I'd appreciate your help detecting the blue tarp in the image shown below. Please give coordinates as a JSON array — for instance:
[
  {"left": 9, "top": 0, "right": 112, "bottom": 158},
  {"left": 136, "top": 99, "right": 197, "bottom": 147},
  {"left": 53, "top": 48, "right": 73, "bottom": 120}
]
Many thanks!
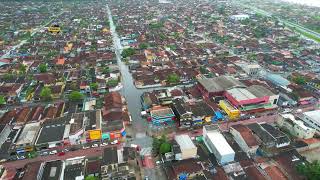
[
  {"left": 214, "top": 111, "right": 223, "bottom": 119},
  {"left": 179, "top": 173, "right": 188, "bottom": 180}
]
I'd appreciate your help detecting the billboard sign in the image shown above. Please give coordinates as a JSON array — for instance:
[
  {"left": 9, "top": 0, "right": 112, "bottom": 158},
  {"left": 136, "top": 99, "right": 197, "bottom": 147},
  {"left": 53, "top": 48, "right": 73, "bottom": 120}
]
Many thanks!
[{"left": 88, "top": 130, "right": 101, "bottom": 140}]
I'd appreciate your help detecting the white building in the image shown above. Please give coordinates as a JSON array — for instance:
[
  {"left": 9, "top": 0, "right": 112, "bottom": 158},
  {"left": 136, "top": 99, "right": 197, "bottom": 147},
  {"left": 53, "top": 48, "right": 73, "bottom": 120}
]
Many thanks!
[
  {"left": 301, "top": 110, "right": 320, "bottom": 133},
  {"left": 174, "top": 134, "right": 197, "bottom": 160},
  {"left": 230, "top": 14, "right": 250, "bottom": 21},
  {"left": 277, "top": 114, "right": 316, "bottom": 139},
  {"left": 203, "top": 125, "right": 235, "bottom": 164},
  {"left": 242, "top": 64, "right": 261, "bottom": 77}
]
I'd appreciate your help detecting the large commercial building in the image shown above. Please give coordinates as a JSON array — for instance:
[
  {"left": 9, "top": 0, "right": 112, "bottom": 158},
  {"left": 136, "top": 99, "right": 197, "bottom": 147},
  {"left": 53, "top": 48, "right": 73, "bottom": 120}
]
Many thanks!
[
  {"left": 35, "top": 117, "right": 68, "bottom": 151},
  {"left": 174, "top": 134, "right": 197, "bottom": 160},
  {"left": 197, "top": 76, "right": 278, "bottom": 117},
  {"left": 203, "top": 125, "right": 235, "bottom": 164},
  {"left": 301, "top": 110, "right": 320, "bottom": 133},
  {"left": 224, "top": 85, "right": 278, "bottom": 112},
  {"left": 197, "top": 76, "right": 245, "bottom": 99}
]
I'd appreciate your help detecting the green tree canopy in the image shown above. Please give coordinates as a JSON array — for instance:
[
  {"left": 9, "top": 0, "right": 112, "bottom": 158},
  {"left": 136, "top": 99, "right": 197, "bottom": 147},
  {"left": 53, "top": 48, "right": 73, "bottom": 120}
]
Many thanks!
[
  {"left": 152, "top": 135, "right": 171, "bottom": 156},
  {"left": 139, "top": 43, "right": 149, "bottom": 50},
  {"left": 40, "top": 86, "right": 52, "bottom": 101},
  {"left": 102, "top": 67, "right": 110, "bottom": 74},
  {"left": 19, "top": 64, "right": 27, "bottom": 74},
  {"left": 90, "top": 83, "right": 98, "bottom": 91},
  {"left": 121, "top": 48, "right": 135, "bottom": 58},
  {"left": 68, "top": 91, "right": 84, "bottom": 102},
  {"left": 107, "top": 79, "right": 119, "bottom": 87},
  {"left": 39, "top": 63, "right": 47, "bottom": 73},
  {"left": 3, "top": 73, "right": 15, "bottom": 80},
  {"left": 159, "top": 142, "right": 171, "bottom": 155},
  {"left": 297, "top": 161, "right": 320, "bottom": 180},
  {"left": 0, "top": 95, "right": 6, "bottom": 105},
  {"left": 292, "top": 76, "right": 306, "bottom": 85},
  {"left": 166, "top": 73, "right": 180, "bottom": 84}
]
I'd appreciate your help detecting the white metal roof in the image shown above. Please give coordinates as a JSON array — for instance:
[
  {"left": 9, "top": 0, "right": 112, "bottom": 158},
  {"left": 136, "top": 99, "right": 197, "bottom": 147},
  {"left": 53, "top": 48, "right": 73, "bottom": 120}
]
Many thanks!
[
  {"left": 16, "top": 122, "right": 41, "bottom": 145},
  {"left": 304, "top": 110, "right": 320, "bottom": 124},
  {"left": 206, "top": 131, "right": 235, "bottom": 156},
  {"left": 227, "top": 88, "right": 256, "bottom": 101},
  {"left": 175, "top": 134, "right": 196, "bottom": 150}
]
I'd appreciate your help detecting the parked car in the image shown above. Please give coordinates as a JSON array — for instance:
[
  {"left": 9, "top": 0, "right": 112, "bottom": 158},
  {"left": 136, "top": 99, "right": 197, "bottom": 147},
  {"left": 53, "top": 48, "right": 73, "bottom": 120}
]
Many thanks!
[
  {"left": 111, "top": 140, "right": 118, "bottom": 145},
  {"left": 101, "top": 142, "right": 108, "bottom": 146},
  {"left": 17, "top": 156, "right": 25, "bottom": 160},
  {"left": 91, "top": 144, "right": 99, "bottom": 148},
  {"left": 41, "top": 151, "right": 48, "bottom": 156},
  {"left": 83, "top": 146, "right": 90, "bottom": 150},
  {"left": 49, "top": 150, "right": 57, "bottom": 155},
  {"left": 58, "top": 152, "right": 65, "bottom": 156}
]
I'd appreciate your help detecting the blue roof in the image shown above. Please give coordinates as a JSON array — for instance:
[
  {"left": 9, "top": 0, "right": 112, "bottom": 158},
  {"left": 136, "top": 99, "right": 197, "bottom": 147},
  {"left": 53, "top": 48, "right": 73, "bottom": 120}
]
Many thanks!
[
  {"left": 214, "top": 111, "right": 223, "bottom": 119},
  {"left": 266, "top": 73, "right": 290, "bottom": 86}
]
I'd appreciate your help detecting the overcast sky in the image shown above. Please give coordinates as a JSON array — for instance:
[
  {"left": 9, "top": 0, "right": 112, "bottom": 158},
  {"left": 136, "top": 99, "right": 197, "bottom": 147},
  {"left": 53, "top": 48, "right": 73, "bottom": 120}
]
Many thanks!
[{"left": 280, "top": 0, "right": 320, "bottom": 7}]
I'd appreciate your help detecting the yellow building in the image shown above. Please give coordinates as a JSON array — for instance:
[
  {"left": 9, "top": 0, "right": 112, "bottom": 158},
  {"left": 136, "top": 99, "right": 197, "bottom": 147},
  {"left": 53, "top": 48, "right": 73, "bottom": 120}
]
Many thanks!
[{"left": 219, "top": 100, "right": 240, "bottom": 120}]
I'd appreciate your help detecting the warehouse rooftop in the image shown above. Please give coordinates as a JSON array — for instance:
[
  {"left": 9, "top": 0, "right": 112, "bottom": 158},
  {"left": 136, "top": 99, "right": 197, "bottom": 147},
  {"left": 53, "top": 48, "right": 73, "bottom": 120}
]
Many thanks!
[{"left": 174, "top": 134, "right": 196, "bottom": 150}]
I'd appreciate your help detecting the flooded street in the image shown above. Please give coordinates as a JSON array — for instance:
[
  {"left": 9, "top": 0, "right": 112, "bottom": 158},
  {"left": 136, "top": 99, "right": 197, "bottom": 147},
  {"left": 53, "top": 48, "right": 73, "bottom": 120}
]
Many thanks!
[{"left": 107, "top": 6, "right": 147, "bottom": 136}]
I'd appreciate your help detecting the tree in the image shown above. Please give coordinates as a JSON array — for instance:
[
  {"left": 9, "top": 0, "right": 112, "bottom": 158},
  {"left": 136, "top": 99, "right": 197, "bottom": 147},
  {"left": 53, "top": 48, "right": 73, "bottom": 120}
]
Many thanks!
[
  {"left": 166, "top": 73, "right": 180, "bottom": 84},
  {"left": 200, "top": 66, "right": 208, "bottom": 74},
  {"left": 152, "top": 137, "right": 161, "bottom": 156},
  {"left": 159, "top": 142, "right": 171, "bottom": 154},
  {"left": 39, "top": 64, "right": 47, "bottom": 73},
  {"left": 297, "top": 161, "right": 320, "bottom": 180},
  {"left": 3, "top": 73, "right": 15, "bottom": 80},
  {"left": 0, "top": 95, "right": 5, "bottom": 105},
  {"left": 90, "top": 83, "right": 98, "bottom": 91},
  {"left": 152, "top": 135, "right": 171, "bottom": 156},
  {"left": 218, "top": 5, "right": 225, "bottom": 15},
  {"left": 102, "top": 67, "right": 110, "bottom": 74},
  {"left": 40, "top": 87, "right": 52, "bottom": 101},
  {"left": 107, "top": 79, "right": 119, "bottom": 87},
  {"left": 292, "top": 76, "right": 306, "bottom": 85},
  {"left": 121, "top": 48, "right": 135, "bottom": 58},
  {"left": 68, "top": 91, "right": 84, "bottom": 102},
  {"left": 19, "top": 64, "right": 27, "bottom": 74},
  {"left": 139, "top": 43, "right": 149, "bottom": 50}
]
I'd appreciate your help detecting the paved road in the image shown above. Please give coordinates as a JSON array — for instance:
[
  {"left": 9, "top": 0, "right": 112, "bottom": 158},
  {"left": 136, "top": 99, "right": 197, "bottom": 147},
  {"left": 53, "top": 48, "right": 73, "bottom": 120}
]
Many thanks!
[
  {"left": 0, "top": 145, "right": 119, "bottom": 170},
  {"left": 236, "top": 1, "right": 320, "bottom": 42}
]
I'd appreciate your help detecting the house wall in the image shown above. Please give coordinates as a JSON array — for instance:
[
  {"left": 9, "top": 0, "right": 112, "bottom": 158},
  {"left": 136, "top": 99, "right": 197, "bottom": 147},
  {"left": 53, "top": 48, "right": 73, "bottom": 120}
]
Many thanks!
[
  {"left": 278, "top": 117, "right": 315, "bottom": 139},
  {"left": 181, "top": 147, "right": 197, "bottom": 160},
  {"left": 302, "top": 116, "right": 320, "bottom": 133}
]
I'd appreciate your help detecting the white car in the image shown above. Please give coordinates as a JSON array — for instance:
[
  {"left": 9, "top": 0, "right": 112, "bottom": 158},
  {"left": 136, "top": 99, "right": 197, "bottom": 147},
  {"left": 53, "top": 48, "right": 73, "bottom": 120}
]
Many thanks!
[
  {"left": 111, "top": 140, "right": 118, "bottom": 145},
  {"left": 18, "top": 156, "right": 25, "bottom": 160},
  {"left": 91, "top": 144, "right": 99, "bottom": 148},
  {"left": 49, "top": 150, "right": 57, "bottom": 155},
  {"left": 101, "top": 143, "right": 108, "bottom": 146},
  {"left": 83, "top": 146, "right": 90, "bottom": 149}
]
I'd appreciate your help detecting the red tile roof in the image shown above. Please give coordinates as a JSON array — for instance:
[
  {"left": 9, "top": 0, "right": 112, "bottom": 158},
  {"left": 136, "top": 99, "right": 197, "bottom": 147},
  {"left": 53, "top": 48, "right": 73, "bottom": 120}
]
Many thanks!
[
  {"left": 231, "top": 124, "right": 259, "bottom": 147},
  {"left": 244, "top": 166, "right": 266, "bottom": 180},
  {"left": 265, "top": 166, "right": 287, "bottom": 180}
]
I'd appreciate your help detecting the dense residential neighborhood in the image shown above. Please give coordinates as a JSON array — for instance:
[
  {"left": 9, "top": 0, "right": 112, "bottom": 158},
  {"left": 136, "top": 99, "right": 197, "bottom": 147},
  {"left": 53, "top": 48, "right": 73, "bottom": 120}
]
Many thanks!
[{"left": 0, "top": 0, "right": 320, "bottom": 180}]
